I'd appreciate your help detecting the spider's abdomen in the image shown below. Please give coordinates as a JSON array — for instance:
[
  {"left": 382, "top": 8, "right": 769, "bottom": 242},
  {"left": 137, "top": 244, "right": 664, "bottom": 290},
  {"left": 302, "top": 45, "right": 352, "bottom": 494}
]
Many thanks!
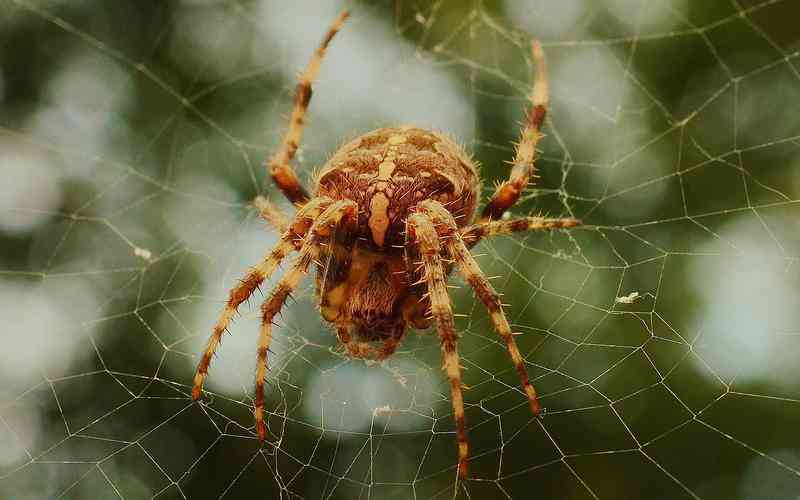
[{"left": 314, "top": 126, "right": 480, "bottom": 249}]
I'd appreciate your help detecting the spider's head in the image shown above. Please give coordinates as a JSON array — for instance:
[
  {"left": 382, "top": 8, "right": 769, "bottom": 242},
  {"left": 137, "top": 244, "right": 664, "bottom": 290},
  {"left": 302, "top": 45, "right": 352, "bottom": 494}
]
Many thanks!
[
  {"left": 349, "top": 290, "right": 432, "bottom": 339},
  {"left": 352, "top": 314, "right": 405, "bottom": 342},
  {"left": 341, "top": 294, "right": 430, "bottom": 360},
  {"left": 316, "top": 242, "right": 433, "bottom": 358}
]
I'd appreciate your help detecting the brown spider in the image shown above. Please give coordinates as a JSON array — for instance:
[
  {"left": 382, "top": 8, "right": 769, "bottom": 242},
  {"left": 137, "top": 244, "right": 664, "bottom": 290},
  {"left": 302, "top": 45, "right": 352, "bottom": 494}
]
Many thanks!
[{"left": 191, "top": 10, "right": 579, "bottom": 479}]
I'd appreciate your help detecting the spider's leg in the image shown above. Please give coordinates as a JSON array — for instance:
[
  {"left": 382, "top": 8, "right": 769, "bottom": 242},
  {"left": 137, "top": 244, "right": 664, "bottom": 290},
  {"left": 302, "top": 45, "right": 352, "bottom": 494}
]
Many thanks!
[
  {"left": 461, "top": 215, "right": 580, "bottom": 248},
  {"left": 267, "top": 10, "right": 350, "bottom": 207},
  {"left": 254, "top": 195, "right": 290, "bottom": 234},
  {"left": 449, "top": 238, "right": 542, "bottom": 414},
  {"left": 480, "top": 40, "right": 548, "bottom": 222},
  {"left": 254, "top": 200, "right": 357, "bottom": 440},
  {"left": 422, "top": 200, "right": 553, "bottom": 416},
  {"left": 192, "top": 197, "right": 334, "bottom": 400},
  {"left": 407, "top": 211, "right": 469, "bottom": 480}
]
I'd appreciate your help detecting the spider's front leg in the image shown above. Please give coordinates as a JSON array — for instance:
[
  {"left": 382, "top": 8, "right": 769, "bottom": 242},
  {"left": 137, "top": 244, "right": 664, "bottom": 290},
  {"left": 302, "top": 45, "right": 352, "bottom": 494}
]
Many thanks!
[
  {"left": 192, "top": 197, "right": 334, "bottom": 400},
  {"left": 267, "top": 10, "right": 349, "bottom": 206},
  {"left": 461, "top": 214, "right": 580, "bottom": 249},
  {"left": 253, "top": 199, "right": 357, "bottom": 440},
  {"left": 407, "top": 211, "right": 470, "bottom": 480},
  {"left": 254, "top": 195, "right": 290, "bottom": 234}
]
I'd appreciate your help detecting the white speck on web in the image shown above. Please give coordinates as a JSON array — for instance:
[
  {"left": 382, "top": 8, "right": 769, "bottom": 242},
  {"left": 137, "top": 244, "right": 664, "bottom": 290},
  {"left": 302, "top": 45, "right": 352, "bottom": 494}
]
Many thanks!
[
  {"left": 134, "top": 247, "right": 152, "bottom": 261},
  {"left": 615, "top": 291, "right": 641, "bottom": 304}
]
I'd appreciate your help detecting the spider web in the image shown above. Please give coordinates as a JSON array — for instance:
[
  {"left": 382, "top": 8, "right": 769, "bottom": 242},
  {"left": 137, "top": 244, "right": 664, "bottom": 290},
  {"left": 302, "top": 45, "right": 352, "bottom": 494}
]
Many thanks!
[{"left": 1, "top": 0, "right": 800, "bottom": 498}]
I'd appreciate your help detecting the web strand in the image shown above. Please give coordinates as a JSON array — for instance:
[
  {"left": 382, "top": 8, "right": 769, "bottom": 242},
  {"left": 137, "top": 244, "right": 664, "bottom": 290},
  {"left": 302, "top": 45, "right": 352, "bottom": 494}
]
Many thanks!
[{"left": 1, "top": 0, "right": 800, "bottom": 499}]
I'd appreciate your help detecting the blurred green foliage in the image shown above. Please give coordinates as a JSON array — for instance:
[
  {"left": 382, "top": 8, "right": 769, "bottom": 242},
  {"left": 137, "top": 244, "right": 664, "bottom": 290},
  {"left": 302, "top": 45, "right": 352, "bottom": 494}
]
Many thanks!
[{"left": 1, "top": 0, "right": 800, "bottom": 499}]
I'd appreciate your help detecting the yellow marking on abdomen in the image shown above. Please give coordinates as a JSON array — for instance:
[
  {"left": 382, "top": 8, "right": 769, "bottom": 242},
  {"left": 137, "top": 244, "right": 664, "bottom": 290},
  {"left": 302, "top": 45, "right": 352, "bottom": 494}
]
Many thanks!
[{"left": 368, "top": 192, "right": 390, "bottom": 247}]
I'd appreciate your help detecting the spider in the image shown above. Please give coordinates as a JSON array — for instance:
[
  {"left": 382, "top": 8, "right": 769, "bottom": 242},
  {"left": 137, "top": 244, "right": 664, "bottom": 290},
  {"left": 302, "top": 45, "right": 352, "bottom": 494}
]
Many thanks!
[{"left": 192, "top": 10, "right": 579, "bottom": 479}]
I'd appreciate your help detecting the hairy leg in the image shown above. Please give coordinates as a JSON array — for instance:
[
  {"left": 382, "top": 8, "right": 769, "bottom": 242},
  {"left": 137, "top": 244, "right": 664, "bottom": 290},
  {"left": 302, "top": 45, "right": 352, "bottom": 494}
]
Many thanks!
[
  {"left": 254, "top": 200, "right": 357, "bottom": 440},
  {"left": 254, "top": 195, "right": 290, "bottom": 234},
  {"left": 420, "top": 200, "right": 545, "bottom": 415},
  {"left": 267, "top": 10, "right": 350, "bottom": 206},
  {"left": 407, "top": 211, "right": 470, "bottom": 480},
  {"left": 192, "top": 197, "right": 333, "bottom": 400},
  {"left": 461, "top": 214, "right": 580, "bottom": 248},
  {"left": 480, "top": 40, "right": 548, "bottom": 222}
]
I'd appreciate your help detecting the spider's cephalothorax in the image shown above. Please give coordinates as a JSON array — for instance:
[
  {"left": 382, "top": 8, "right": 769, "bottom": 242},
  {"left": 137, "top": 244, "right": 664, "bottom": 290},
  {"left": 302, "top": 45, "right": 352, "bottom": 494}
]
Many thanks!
[
  {"left": 314, "top": 126, "right": 480, "bottom": 352},
  {"left": 192, "top": 10, "right": 580, "bottom": 480}
]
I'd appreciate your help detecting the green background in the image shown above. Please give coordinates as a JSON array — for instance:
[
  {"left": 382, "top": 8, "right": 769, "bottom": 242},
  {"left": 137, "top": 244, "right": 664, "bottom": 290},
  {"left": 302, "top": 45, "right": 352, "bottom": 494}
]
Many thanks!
[{"left": 1, "top": 0, "right": 800, "bottom": 498}]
